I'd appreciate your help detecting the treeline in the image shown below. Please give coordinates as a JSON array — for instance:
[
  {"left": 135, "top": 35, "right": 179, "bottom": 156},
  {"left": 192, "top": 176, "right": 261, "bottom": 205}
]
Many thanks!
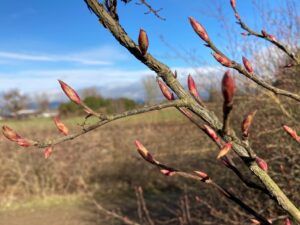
[{"left": 59, "top": 95, "right": 138, "bottom": 115}]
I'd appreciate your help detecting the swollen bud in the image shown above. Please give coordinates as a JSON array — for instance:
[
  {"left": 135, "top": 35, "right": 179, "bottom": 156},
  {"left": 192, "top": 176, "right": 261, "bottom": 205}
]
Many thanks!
[
  {"left": 188, "top": 74, "right": 200, "bottom": 99},
  {"left": 250, "top": 219, "right": 260, "bottom": 225},
  {"left": 194, "top": 170, "right": 209, "bottom": 180},
  {"left": 189, "top": 17, "right": 209, "bottom": 42},
  {"left": 213, "top": 52, "right": 232, "bottom": 67},
  {"left": 230, "top": 0, "right": 236, "bottom": 9},
  {"left": 255, "top": 157, "right": 268, "bottom": 172},
  {"left": 283, "top": 125, "right": 300, "bottom": 143},
  {"left": 2, "top": 125, "right": 21, "bottom": 142},
  {"left": 135, "top": 140, "right": 158, "bottom": 164},
  {"left": 222, "top": 71, "right": 235, "bottom": 105},
  {"left": 242, "top": 110, "right": 257, "bottom": 138},
  {"left": 157, "top": 79, "right": 174, "bottom": 100},
  {"left": 16, "top": 138, "right": 34, "bottom": 147},
  {"left": 203, "top": 125, "right": 220, "bottom": 143},
  {"left": 58, "top": 80, "right": 81, "bottom": 104},
  {"left": 44, "top": 147, "right": 53, "bottom": 159},
  {"left": 217, "top": 143, "right": 232, "bottom": 159},
  {"left": 138, "top": 29, "right": 149, "bottom": 56},
  {"left": 160, "top": 169, "right": 175, "bottom": 176},
  {"left": 242, "top": 56, "right": 254, "bottom": 73},
  {"left": 284, "top": 218, "right": 291, "bottom": 225},
  {"left": 54, "top": 116, "right": 69, "bottom": 136}
]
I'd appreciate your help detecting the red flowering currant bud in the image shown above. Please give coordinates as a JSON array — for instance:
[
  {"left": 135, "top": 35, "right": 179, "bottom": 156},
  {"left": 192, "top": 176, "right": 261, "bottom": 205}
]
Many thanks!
[
  {"left": 194, "top": 170, "right": 209, "bottom": 179},
  {"left": 16, "top": 138, "right": 35, "bottom": 147},
  {"left": 189, "top": 17, "right": 209, "bottom": 42},
  {"left": 44, "top": 147, "right": 53, "bottom": 159},
  {"left": 283, "top": 125, "right": 300, "bottom": 143},
  {"left": 255, "top": 157, "right": 268, "bottom": 172},
  {"left": 138, "top": 29, "right": 149, "bottom": 56},
  {"left": 188, "top": 74, "right": 200, "bottom": 99},
  {"left": 160, "top": 169, "right": 175, "bottom": 176},
  {"left": 135, "top": 140, "right": 158, "bottom": 164},
  {"left": 2, "top": 125, "right": 21, "bottom": 142},
  {"left": 230, "top": 0, "right": 236, "bottom": 9},
  {"left": 242, "top": 110, "right": 257, "bottom": 137},
  {"left": 284, "top": 218, "right": 291, "bottom": 225},
  {"left": 213, "top": 52, "right": 232, "bottom": 67},
  {"left": 222, "top": 71, "right": 235, "bottom": 105},
  {"left": 242, "top": 56, "right": 254, "bottom": 73},
  {"left": 217, "top": 142, "right": 232, "bottom": 159},
  {"left": 58, "top": 80, "right": 81, "bottom": 105},
  {"left": 203, "top": 125, "right": 220, "bottom": 143},
  {"left": 54, "top": 116, "right": 69, "bottom": 136},
  {"left": 157, "top": 79, "right": 174, "bottom": 100}
]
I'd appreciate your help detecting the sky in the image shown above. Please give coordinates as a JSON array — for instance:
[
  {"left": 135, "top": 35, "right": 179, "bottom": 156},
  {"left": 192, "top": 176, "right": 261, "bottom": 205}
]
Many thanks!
[{"left": 0, "top": 0, "right": 295, "bottom": 101}]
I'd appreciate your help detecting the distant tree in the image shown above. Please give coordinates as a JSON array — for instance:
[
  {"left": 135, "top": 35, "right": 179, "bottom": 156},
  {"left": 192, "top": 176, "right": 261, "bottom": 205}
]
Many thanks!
[
  {"left": 142, "top": 76, "right": 159, "bottom": 104},
  {"left": 3, "top": 89, "right": 28, "bottom": 115},
  {"left": 36, "top": 93, "right": 50, "bottom": 112}
]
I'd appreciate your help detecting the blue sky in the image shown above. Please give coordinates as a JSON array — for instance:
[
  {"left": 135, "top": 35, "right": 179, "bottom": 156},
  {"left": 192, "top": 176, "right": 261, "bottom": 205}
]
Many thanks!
[{"left": 0, "top": 0, "right": 296, "bottom": 100}]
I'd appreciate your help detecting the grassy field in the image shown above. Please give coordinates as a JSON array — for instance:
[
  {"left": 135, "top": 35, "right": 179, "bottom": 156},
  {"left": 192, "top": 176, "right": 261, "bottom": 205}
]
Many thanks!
[{"left": 0, "top": 101, "right": 299, "bottom": 225}]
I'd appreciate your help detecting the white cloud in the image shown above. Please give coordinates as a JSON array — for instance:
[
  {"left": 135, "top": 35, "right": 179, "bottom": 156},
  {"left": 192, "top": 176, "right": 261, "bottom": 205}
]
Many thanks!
[{"left": 0, "top": 46, "right": 128, "bottom": 66}]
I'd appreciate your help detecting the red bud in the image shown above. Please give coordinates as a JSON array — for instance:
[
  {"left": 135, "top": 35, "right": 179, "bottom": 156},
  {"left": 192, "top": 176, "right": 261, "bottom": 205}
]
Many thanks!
[
  {"left": 213, "top": 52, "right": 232, "bottom": 67},
  {"left": 44, "top": 147, "right": 53, "bottom": 159},
  {"left": 242, "top": 56, "right": 254, "bottom": 73},
  {"left": 222, "top": 71, "right": 235, "bottom": 104},
  {"left": 189, "top": 17, "right": 209, "bottom": 42},
  {"left": 160, "top": 169, "right": 175, "bottom": 176},
  {"left": 2, "top": 125, "right": 21, "bottom": 142},
  {"left": 250, "top": 219, "right": 260, "bottom": 224},
  {"left": 203, "top": 125, "right": 220, "bottom": 143},
  {"left": 242, "top": 110, "right": 257, "bottom": 137},
  {"left": 16, "top": 138, "right": 34, "bottom": 147},
  {"left": 194, "top": 170, "right": 209, "bottom": 179},
  {"left": 138, "top": 29, "right": 149, "bottom": 56},
  {"left": 217, "top": 143, "right": 232, "bottom": 159},
  {"left": 261, "top": 30, "right": 267, "bottom": 37},
  {"left": 283, "top": 125, "right": 300, "bottom": 143},
  {"left": 135, "top": 140, "right": 158, "bottom": 164},
  {"left": 188, "top": 74, "right": 200, "bottom": 99},
  {"left": 157, "top": 79, "right": 174, "bottom": 100},
  {"left": 230, "top": 0, "right": 236, "bottom": 9},
  {"left": 255, "top": 157, "right": 268, "bottom": 172},
  {"left": 285, "top": 218, "right": 291, "bottom": 225},
  {"left": 54, "top": 116, "right": 69, "bottom": 136},
  {"left": 268, "top": 34, "right": 276, "bottom": 42},
  {"left": 58, "top": 80, "right": 81, "bottom": 104}
]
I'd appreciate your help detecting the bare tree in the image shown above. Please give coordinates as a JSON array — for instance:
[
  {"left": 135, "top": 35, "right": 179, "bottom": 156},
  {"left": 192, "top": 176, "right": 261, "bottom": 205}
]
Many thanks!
[
  {"left": 36, "top": 93, "right": 50, "bottom": 112},
  {"left": 142, "top": 75, "right": 159, "bottom": 105},
  {"left": 3, "top": 89, "right": 28, "bottom": 115}
]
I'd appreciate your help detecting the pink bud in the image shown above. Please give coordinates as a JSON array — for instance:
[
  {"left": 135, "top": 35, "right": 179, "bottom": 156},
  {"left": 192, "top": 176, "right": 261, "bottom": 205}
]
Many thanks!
[
  {"left": 54, "top": 116, "right": 69, "bottom": 136},
  {"left": 44, "top": 147, "right": 53, "bottom": 159},
  {"left": 230, "top": 0, "right": 236, "bottom": 9},
  {"left": 261, "top": 30, "right": 267, "bottom": 37},
  {"left": 157, "top": 79, "right": 174, "bottom": 100},
  {"left": 213, "top": 52, "right": 232, "bottom": 67},
  {"left": 16, "top": 138, "right": 34, "bottom": 147},
  {"left": 242, "top": 56, "right": 254, "bottom": 73},
  {"left": 135, "top": 140, "right": 158, "bottom": 164},
  {"left": 160, "top": 169, "right": 175, "bottom": 176},
  {"left": 189, "top": 17, "right": 209, "bottom": 42},
  {"left": 217, "top": 143, "right": 232, "bottom": 159},
  {"left": 256, "top": 157, "right": 268, "bottom": 172},
  {"left": 58, "top": 80, "right": 81, "bottom": 105},
  {"left": 188, "top": 74, "right": 200, "bottom": 99},
  {"left": 283, "top": 125, "right": 300, "bottom": 142},
  {"left": 250, "top": 219, "right": 260, "bottom": 224},
  {"left": 194, "top": 170, "right": 209, "bottom": 179},
  {"left": 222, "top": 71, "right": 235, "bottom": 104},
  {"left": 138, "top": 29, "right": 149, "bottom": 56},
  {"left": 203, "top": 125, "right": 220, "bottom": 143},
  {"left": 242, "top": 110, "right": 257, "bottom": 137},
  {"left": 234, "top": 13, "right": 241, "bottom": 20},
  {"left": 285, "top": 218, "right": 291, "bottom": 225},
  {"left": 241, "top": 32, "right": 248, "bottom": 36},
  {"left": 268, "top": 34, "right": 276, "bottom": 42},
  {"left": 2, "top": 125, "right": 21, "bottom": 142}
]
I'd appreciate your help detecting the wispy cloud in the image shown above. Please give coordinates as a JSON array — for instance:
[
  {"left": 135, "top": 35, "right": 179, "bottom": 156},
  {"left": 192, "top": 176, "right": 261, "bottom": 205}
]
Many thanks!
[{"left": 0, "top": 46, "right": 128, "bottom": 66}]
